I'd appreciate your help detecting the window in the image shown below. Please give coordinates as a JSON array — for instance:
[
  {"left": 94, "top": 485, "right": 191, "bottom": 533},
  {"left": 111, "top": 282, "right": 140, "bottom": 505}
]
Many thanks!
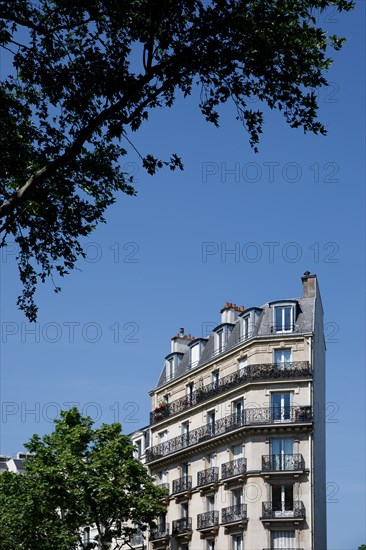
[
  {"left": 232, "top": 399, "right": 244, "bottom": 424},
  {"left": 207, "top": 540, "right": 215, "bottom": 550},
  {"left": 207, "top": 452, "right": 216, "bottom": 467},
  {"left": 272, "top": 485, "right": 294, "bottom": 516},
  {"left": 159, "top": 512, "right": 167, "bottom": 531},
  {"left": 274, "top": 305, "right": 294, "bottom": 333},
  {"left": 181, "top": 502, "right": 189, "bottom": 518},
  {"left": 231, "top": 488, "right": 242, "bottom": 507},
  {"left": 212, "top": 370, "right": 220, "bottom": 388},
  {"left": 217, "top": 329, "right": 224, "bottom": 352},
  {"left": 207, "top": 410, "right": 216, "bottom": 435},
  {"left": 181, "top": 422, "right": 189, "bottom": 444},
  {"left": 206, "top": 494, "right": 215, "bottom": 512},
  {"left": 238, "top": 357, "right": 247, "bottom": 371},
  {"left": 134, "top": 439, "right": 142, "bottom": 460},
  {"left": 232, "top": 535, "right": 243, "bottom": 550},
  {"left": 274, "top": 348, "right": 292, "bottom": 367},
  {"left": 242, "top": 315, "right": 250, "bottom": 339},
  {"left": 186, "top": 383, "right": 194, "bottom": 404},
  {"left": 271, "top": 392, "right": 291, "bottom": 422},
  {"left": 159, "top": 430, "right": 168, "bottom": 443},
  {"left": 190, "top": 343, "right": 200, "bottom": 367},
  {"left": 271, "top": 530, "right": 295, "bottom": 549},
  {"left": 166, "top": 357, "right": 175, "bottom": 380},
  {"left": 232, "top": 444, "right": 242, "bottom": 458},
  {"left": 83, "top": 527, "right": 90, "bottom": 545},
  {"left": 159, "top": 469, "right": 168, "bottom": 485},
  {"left": 181, "top": 462, "right": 189, "bottom": 479},
  {"left": 271, "top": 438, "right": 294, "bottom": 470}
]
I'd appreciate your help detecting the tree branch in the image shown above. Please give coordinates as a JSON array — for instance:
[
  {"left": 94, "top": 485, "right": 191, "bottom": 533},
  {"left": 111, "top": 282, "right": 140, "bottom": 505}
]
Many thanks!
[{"left": 0, "top": 72, "right": 171, "bottom": 222}]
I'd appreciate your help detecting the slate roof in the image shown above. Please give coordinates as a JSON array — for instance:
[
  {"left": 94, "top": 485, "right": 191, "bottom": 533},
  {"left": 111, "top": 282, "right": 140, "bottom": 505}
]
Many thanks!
[{"left": 154, "top": 296, "right": 315, "bottom": 390}]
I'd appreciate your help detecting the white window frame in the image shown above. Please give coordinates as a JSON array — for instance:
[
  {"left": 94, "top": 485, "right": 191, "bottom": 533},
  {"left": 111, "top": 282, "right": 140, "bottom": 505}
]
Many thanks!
[
  {"left": 190, "top": 342, "right": 200, "bottom": 368},
  {"left": 242, "top": 314, "right": 250, "bottom": 340},
  {"left": 274, "top": 348, "right": 292, "bottom": 367},
  {"left": 273, "top": 304, "right": 294, "bottom": 333}
]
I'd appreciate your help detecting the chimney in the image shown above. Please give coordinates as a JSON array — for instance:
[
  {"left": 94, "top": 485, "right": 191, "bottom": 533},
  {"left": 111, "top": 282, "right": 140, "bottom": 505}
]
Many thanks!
[
  {"left": 171, "top": 328, "right": 195, "bottom": 353},
  {"left": 220, "top": 302, "right": 244, "bottom": 324},
  {"left": 301, "top": 271, "right": 317, "bottom": 298}
]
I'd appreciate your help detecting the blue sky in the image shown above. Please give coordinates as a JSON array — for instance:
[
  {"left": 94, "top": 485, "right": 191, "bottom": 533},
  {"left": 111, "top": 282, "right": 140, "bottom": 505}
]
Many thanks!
[{"left": 0, "top": 4, "right": 365, "bottom": 549}]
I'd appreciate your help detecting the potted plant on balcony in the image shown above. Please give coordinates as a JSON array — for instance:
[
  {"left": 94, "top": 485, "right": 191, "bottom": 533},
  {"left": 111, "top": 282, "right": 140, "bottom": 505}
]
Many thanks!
[{"left": 154, "top": 401, "right": 168, "bottom": 419}]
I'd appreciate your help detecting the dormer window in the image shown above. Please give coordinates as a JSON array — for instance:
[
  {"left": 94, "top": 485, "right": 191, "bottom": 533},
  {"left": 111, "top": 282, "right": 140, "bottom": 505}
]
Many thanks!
[
  {"left": 217, "top": 329, "right": 224, "bottom": 352},
  {"left": 242, "top": 315, "right": 250, "bottom": 340},
  {"left": 166, "top": 357, "right": 175, "bottom": 381},
  {"left": 190, "top": 342, "right": 200, "bottom": 368},
  {"left": 273, "top": 304, "right": 294, "bottom": 333},
  {"left": 213, "top": 324, "right": 233, "bottom": 355}
]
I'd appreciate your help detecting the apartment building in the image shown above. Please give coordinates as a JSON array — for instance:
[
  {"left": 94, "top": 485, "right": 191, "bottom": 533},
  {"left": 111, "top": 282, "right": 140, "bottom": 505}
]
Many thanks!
[{"left": 139, "top": 272, "right": 326, "bottom": 550}]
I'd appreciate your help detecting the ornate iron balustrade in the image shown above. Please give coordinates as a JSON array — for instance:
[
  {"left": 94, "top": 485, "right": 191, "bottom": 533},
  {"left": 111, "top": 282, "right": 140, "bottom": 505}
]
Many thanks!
[
  {"left": 221, "top": 457, "right": 247, "bottom": 480},
  {"left": 197, "top": 510, "right": 219, "bottom": 530},
  {"left": 197, "top": 466, "right": 219, "bottom": 487},
  {"left": 150, "top": 523, "right": 169, "bottom": 541},
  {"left": 261, "top": 501, "right": 305, "bottom": 519},
  {"left": 172, "top": 475, "right": 192, "bottom": 495},
  {"left": 262, "top": 454, "right": 305, "bottom": 472},
  {"left": 150, "top": 362, "right": 311, "bottom": 424},
  {"left": 221, "top": 504, "right": 247, "bottom": 524},
  {"left": 172, "top": 517, "right": 192, "bottom": 535},
  {"left": 146, "top": 406, "right": 312, "bottom": 462}
]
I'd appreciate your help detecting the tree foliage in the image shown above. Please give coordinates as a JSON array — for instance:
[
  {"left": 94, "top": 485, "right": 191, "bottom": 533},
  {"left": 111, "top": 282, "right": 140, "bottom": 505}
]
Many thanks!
[
  {"left": 0, "top": 0, "right": 353, "bottom": 319},
  {"left": 0, "top": 408, "right": 166, "bottom": 549}
]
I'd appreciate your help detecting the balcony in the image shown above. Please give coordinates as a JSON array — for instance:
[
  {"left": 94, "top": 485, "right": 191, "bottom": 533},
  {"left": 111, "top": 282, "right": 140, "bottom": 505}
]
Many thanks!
[
  {"left": 221, "top": 504, "right": 247, "bottom": 525},
  {"left": 172, "top": 517, "right": 192, "bottom": 536},
  {"left": 146, "top": 406, "right": 312, "bottom": 462},
  {"left": 262, "top": 454, "right": 305, "bottom": 473},
  {"left": 172, "top": 476, "right": 192, "bottom": 495},
  {"left": 221, "top": 457, "right": 247, "bottom": 481},
  {"left": 197, "top": 466, "right": 219, "bottom": 488},
  {"left": 261, "top": 501, "right": 305, "bottom": 522},
  {"left": 150, "top": 523, "right": 169, "bottom": 541},
  {"left": 150, "top": 362, "right": 311, "bottom": 424},
  {"left": 197, "top": 510, "right": 219, "bottom": 532}
]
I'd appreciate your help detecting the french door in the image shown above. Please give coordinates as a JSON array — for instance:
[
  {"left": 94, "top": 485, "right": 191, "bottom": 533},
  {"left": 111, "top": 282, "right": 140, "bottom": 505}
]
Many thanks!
[
  {"left": 272, "top": 485, "right": 294, "bottom": 517},
  {"left": 271, "top": 393, "right": 291, "bottom": 422},
  {"left": 271, "top": 438, "right": 294, "bottom": 471}
]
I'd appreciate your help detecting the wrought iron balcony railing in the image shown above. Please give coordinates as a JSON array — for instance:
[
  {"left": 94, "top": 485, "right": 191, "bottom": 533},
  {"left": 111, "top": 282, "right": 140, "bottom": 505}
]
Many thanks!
[
  {"left": 221, "top": 457, "right": 247, "bottom": 480},
  {"left": 172, "top": 517, "right": 192, "bottom": 535},
  {"left": 150, "top": 362, "right": 311, "bottom": 424},
  {"left": 172, "top": 475, "right": 192, "bottom": 495},
  {"left": 262, "top": 454, "right": 305, "bottom": 472},
  {"left": 146, "top": 406, "right": 312, "bottom": 462},
  {"left": 150, "top": 523, "right": 169, "bottom": 541},
  {"left": 261, "top": 501, "right": 305, "bottom": 519},
  {"left": 197, "top": 466, "right": 219, "bottom": 487},
  {"left": 221, "top": 504, "right": 247, "bottom": 524},
  {"left": 197, "top": 510, "right": 219, "bottom": 530}
]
